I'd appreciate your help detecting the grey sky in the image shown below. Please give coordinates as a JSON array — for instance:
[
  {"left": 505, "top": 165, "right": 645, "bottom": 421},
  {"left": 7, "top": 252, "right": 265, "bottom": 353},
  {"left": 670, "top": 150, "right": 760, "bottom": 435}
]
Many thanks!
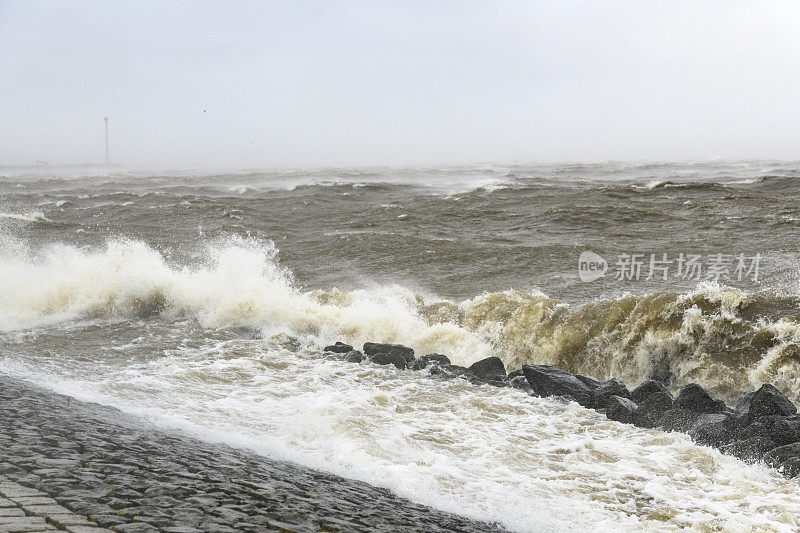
[{"left": 1, "top": 1, "right": 799, "bottom": 168}]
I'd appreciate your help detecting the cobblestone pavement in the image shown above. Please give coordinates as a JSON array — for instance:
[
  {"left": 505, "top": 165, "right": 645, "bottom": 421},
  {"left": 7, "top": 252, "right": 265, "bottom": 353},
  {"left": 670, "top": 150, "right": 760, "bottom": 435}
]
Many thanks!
[
  {"left": 0, "top": 375, "right": 503, "bottom": 532},
  {"left": 0, "top": 476, "right": 111, "bottom": 532}
]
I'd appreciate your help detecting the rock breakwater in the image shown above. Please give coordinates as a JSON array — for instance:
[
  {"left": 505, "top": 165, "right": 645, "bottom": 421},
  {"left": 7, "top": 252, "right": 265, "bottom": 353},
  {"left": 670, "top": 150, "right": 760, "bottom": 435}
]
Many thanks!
[{"left": 325, "top": 341, "right": 800, "bottom": 479}]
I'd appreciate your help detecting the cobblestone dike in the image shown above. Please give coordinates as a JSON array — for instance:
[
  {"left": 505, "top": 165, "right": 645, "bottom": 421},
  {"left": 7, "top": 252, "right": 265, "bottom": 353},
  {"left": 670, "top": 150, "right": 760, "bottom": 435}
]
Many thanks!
[{"left": 0, "top": 375, "right": 503, "bottom": 533}]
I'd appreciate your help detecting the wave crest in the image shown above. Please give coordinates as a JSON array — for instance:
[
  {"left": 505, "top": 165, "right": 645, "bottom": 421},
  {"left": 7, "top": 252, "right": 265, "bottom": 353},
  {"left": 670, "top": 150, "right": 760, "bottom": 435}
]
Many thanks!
[
  {"left": 450, "top": 285, "right": 800, "bottom": 401},
  {"left": 2, "top": 236, "right": 800, "bottom": 400}
]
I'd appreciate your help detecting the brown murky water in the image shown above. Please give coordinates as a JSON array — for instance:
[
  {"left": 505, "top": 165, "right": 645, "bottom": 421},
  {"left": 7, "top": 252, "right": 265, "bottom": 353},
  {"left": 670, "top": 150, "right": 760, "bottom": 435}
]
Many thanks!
[{"left": 2, "top": 161, "right": 800, "bottom": 531}]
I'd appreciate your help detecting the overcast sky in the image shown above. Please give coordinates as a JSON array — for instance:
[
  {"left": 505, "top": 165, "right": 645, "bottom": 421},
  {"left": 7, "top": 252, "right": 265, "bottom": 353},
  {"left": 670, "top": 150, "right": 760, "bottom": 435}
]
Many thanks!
[{"left": 1, "top": 1, "right": 799, "bottom": 168}]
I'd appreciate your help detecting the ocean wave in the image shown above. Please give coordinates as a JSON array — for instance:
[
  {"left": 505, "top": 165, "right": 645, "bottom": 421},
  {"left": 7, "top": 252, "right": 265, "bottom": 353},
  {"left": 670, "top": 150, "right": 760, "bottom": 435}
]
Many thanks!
[
  {"left": 748, "top": 175, "right": 800, "bottom": 190},
  {"left": 289, "top": 180, "right": 400, "bottom": 192},
  {"left": 0, "top": 211, "right": 50, "bottom": 223},
  {"left": 0, "top": 235, "right": 492, "bottom": 362},
  {"left": 2, "top": 236, "right": 800, "bottom": 401},
  {"left": 451, "top": 285, "right": 800, "bottom": 402},
  {"left": 623, "top": 180, "right": 735, "bottom": 192},
  {"left": 467, "top": 178, "right": 515, "bottom": 192}
]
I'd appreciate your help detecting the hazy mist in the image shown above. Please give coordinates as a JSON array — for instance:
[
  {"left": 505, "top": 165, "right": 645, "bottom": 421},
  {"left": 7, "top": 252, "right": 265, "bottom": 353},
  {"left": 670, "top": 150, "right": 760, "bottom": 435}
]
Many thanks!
[{"left": 1, "top": 1, "right": 799, "bottom": 168}]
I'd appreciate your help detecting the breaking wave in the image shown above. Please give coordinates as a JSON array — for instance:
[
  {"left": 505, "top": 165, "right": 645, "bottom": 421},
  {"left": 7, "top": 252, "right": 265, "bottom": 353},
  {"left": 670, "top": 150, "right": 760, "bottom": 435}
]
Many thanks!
[
  {"left": 453, "top": 287, "right": 800, "bottom": 402},
  {"left": 0, "top": 235, "right": 493, "bottom": 362},
  {"left": 2, "top": 235, "right": 800, "bottom": 401},
  {"left": 0, "top": 211, "right": 49, "bottom": 223}
]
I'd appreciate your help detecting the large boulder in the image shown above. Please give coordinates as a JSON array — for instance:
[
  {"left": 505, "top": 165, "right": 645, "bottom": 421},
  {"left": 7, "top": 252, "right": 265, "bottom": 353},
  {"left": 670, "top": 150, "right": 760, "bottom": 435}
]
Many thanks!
[
  {"left": 429, "top": 364, "right": 469, "bottom": 379},
  {"left": 507, "top": 369, "right": 524, "bottom": 380},
  {"left": 509, "top": 375, "right": 532, "bottom": 392},
  {"left": 363, "top": 343, "right": 415, "bottom": 364},
  {"left": 735, "top": 384, "right": 797, "bottom": 425},
  {"left": 521, "top": 365, "right": 591, "bottom": 406},
  {"left": 591, "top": 378, "right": 630, "bottom": 409},
  {"left": 634, "top": 391, "right": 674, "bottom": 428},
  {"left": 688, "top": 413, "right": 738, "bottom": 447},
  {"left": 630, "top": 380, "right": 672, "bottom": 403},
  {"left": 466, "top": 357, "right": 506, "bottom": 384},
  {"left": 721, "top": 436, "right": 777, "bottom": 463},
  {"left": 576, "top": 374, "right": 603, "bottom": 391},
  {"left": 777, "top": 458, "right": 800, "bottom": 478},
  {"left": 673, "top": 384, "right": 726, "bottom": 414},
  {"left": 370, "top": 351, "right": 409, "bottom": 370},
  {"left": 764, "top": 442, "right": 800, "bottom": 469},
  {"left": 659, "top": 409, "right": 700, "bottom": 433},
  {"left": 606, "top": 396, "right": 639, "bottom": 424},
  {"left": 344, "top": 350, "right": 366, "bottom": 363},
  {"left": 324, "top": 342, "right": 353, "bottom": 353},
  {"left": 736, "top": 415, "right": 800, "bottom": 447},
  {"left": 506, "top": 369, "right": 532, "bottom": 392},
  {"left": 410, "top": 353, "right": 451, "bottom": 371}
]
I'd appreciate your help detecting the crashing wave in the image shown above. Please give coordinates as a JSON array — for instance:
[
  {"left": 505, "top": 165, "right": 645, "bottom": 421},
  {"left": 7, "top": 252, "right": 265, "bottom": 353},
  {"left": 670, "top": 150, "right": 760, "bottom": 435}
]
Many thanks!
[{"left": 1, "top": 236, "right": 799, "bottom": 401}]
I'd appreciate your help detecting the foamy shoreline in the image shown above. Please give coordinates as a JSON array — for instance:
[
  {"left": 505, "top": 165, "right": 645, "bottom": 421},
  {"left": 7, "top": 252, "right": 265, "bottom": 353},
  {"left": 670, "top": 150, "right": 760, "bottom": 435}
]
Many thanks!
[
  {"left": 0, "top": 374, "right": 503, "bottom": 532},
  {"left": 327, "top": 340, "right": 800, "bottom": 480}
]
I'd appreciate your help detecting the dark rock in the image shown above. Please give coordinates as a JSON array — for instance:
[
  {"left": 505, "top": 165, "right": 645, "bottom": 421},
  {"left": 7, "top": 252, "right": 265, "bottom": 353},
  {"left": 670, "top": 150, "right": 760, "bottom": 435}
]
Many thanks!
[
  {"left": 344, "top": 350, "right": 366, "bottom": 363},
  {"left": 521, "top": 365, "right": 591, "bottom": 406},
  {"left": 777, "top": 457, "right": 800, "bottom": 478},
  {"left": 369, "top": 351, "right": 408, "bottom": 369},
  {"left": 688, "top": 413, "right": 738, "bottom": 447},
  {"left": 575, "top": 375, "right": 602, "bottom": 390},
  {"left": 763, "top": 442, "right": 800, "bottom": 468},
  {"left": 362, "top": 342, "right": 415, "bottom": 363},
  {"left": 630, "top": 380, "right": 672, "bottom": 403},
  {"left": 507, "top": 369, "right": 524, "bottom": 380},
  {"left": 429, "top": 364, "right": 469, "bottom": 379},
  {"left": 466, "top": 357, "right": 506, "bottom": 383},
  {"left": 634, "top": 391, "right": 674, "bottom": 428},
  {"left": 591, "top": 378, "right": 630, "bottom": 409},
  {"left": 735, "top": 384, "right": 797, "bottom": 425},
  {"left": 762, "top": 442, "right": 800, "bottom": 478},
  {"left": 673, "top": 384, "right": 726, "bottom": 414},
  {"left": 410, "top": 353, "right": 451, "bottom": 371},
  {"left": 606, "top": 396, "right": 639, "bottom": 424},
  {"left": 658, "top": 409, "right": 700, "bottom": 432},
  {"left": 323, "top": 342, "right": 353, "bottom": 353},
  {"left": 509, "top": 375, "right": 532, "bottom": 392},
  {"left": 721, "top": 436, "right": 777, "bottom": 463},
  {"left": 736, "top": 415, "right": 800, "bottom": 447}
]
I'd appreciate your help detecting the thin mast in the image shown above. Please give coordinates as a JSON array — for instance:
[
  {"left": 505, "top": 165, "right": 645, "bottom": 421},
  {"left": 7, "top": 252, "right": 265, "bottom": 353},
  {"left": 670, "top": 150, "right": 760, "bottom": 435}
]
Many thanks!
[{"left": 104, "top": 117, "right": 109, "bottom": 164}]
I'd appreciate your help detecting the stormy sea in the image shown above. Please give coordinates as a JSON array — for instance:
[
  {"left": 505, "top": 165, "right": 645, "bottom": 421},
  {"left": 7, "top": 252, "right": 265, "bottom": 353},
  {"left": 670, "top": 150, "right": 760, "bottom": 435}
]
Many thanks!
[{"left": 3, "top": 160, "right": 800, "bottom": 531}]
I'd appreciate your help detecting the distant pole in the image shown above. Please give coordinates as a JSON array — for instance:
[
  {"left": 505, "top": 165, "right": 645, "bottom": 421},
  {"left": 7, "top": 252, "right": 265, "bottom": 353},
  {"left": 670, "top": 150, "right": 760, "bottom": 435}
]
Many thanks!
[{"left": 104, "top": 117, "right": 109, "bottom": 165}]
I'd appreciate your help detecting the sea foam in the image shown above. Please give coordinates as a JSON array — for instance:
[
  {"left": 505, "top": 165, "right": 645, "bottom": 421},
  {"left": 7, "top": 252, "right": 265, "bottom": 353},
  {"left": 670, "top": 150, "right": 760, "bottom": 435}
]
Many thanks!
[{"left": 2, "top": 235, "right": 800, "bottom": 402}]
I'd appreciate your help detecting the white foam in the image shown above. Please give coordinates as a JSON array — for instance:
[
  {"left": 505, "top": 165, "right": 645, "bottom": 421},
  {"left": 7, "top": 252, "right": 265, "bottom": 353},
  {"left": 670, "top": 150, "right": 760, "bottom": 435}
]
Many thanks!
[
  {"left": 3, "top": 345, "right": 800, "bottom": 533},
  {"left": 3, "top": 235, "right": 800, "bottom": 401},
  {"left": 2, "top": 235, "right": 800, "bottom": 531},
  {"left": 0, "top": 235, "right": 491, "bottom": 364},
  {"left": 0, "top": 211, "right": 48, "bottom": 222}
]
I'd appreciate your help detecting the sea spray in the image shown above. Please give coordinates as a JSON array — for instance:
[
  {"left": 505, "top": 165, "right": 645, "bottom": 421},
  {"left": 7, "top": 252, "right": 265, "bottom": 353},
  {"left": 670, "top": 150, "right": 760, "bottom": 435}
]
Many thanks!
[
  {"left": 4, "top": 164, "right": 800, "bottom": 531},
  {"left": 2, "top": 234, "right": 800, "bottom": 401}
]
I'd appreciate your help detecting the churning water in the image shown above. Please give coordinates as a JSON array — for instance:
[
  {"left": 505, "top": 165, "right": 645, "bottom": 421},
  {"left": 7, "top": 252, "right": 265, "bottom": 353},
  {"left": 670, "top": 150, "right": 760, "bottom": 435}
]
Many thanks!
[{"left": 3, "top": 161, "right": 800, "bottom": 531}]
